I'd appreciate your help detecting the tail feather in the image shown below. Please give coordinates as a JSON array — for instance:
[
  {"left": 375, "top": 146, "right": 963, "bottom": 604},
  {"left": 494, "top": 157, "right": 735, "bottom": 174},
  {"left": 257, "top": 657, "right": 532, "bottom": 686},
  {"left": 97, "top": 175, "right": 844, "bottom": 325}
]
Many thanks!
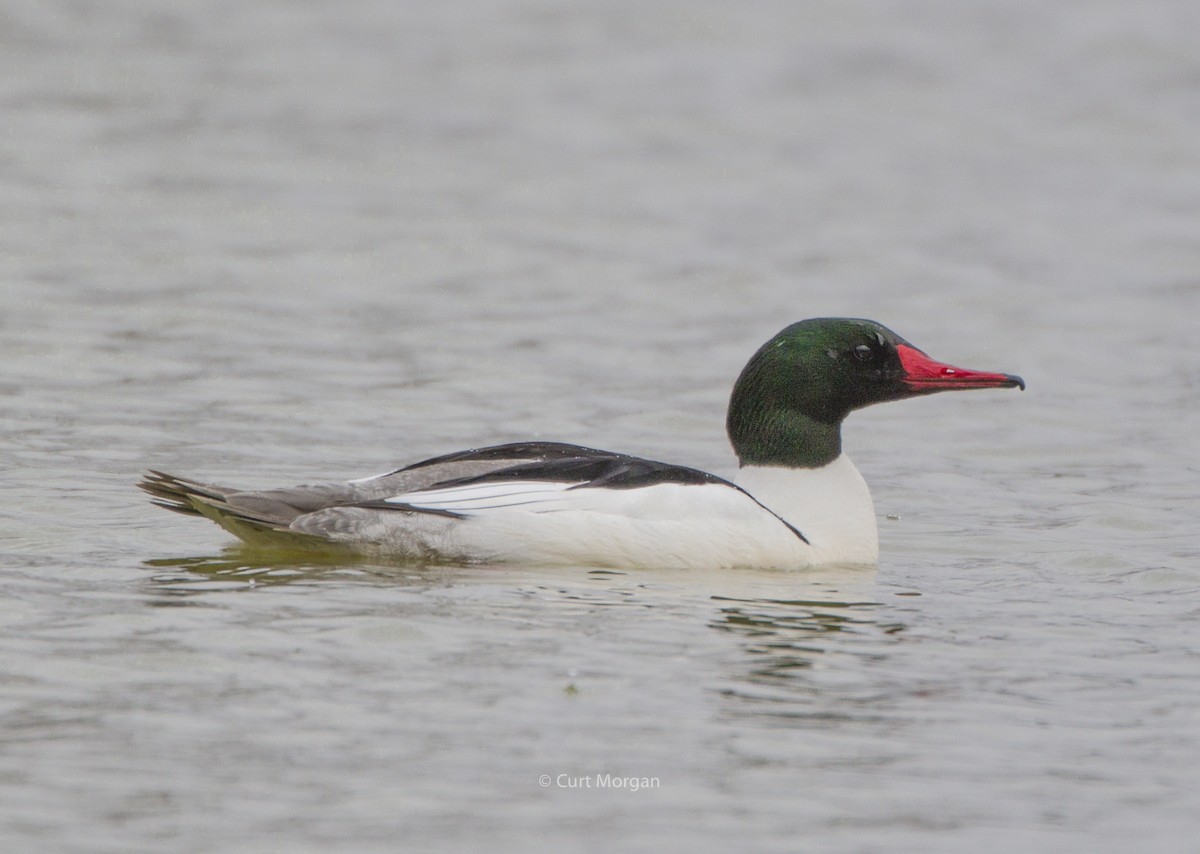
[
  {"left": 138, "top": 470, "right": 452, "bottom": 555},
  {"left": 138, "top": 471, "right": 326, "bottom": 547},
  {"left": 138, "top": 470, "right": 226, "bottom": 517}
]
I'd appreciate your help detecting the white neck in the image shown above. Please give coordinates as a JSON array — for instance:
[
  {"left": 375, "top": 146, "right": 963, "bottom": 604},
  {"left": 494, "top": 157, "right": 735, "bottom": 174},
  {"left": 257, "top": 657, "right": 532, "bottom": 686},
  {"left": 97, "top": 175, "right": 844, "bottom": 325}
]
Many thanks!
[{"left": 734, "top": 453, "right": 879, "bottom": 565}]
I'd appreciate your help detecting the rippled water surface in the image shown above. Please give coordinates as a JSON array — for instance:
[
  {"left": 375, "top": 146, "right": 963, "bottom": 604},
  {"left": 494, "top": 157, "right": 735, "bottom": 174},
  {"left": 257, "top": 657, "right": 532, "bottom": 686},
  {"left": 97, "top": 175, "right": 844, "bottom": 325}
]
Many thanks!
[{"left": 3, "top": 1, "right": 1200, "bottom": 851}]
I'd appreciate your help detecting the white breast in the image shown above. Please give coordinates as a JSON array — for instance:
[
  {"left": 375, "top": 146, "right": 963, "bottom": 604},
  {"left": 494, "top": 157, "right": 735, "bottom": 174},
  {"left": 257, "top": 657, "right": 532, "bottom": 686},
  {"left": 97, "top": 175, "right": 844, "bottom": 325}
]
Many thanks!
[{"left": 733, "top": 454, "right": 878, "bottom": 566}]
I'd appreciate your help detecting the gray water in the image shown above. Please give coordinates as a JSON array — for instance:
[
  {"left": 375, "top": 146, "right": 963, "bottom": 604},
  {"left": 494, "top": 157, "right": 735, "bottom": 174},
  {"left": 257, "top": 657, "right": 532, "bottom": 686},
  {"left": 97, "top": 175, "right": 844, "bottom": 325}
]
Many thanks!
[{"left": 3, "top": 1, "right": 1200, "bottom": 851}]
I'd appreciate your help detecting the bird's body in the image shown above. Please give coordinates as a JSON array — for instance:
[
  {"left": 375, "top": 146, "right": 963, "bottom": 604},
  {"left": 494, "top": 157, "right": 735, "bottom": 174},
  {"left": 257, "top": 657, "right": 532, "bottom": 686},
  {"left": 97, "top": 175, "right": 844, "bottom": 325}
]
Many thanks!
[{"left": 141, "top": 318, "right": 1023, "bottom": 569}]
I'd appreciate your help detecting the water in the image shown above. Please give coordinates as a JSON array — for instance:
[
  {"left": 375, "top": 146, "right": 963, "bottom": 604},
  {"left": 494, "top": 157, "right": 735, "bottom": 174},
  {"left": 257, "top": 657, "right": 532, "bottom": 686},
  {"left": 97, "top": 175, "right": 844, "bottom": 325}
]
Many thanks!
[{"left": 3, "top": 0, "right": 1199, "bottom": 851}]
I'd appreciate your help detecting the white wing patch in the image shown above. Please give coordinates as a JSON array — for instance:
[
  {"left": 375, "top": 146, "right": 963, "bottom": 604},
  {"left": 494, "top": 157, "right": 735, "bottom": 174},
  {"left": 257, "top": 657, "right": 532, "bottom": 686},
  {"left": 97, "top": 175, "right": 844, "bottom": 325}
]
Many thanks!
[
  {"left": 347, "top": 469, "right": 401, "bottom": 484},
  {"left": 385, "top": 480, "right": 588, "bottom": 513}
]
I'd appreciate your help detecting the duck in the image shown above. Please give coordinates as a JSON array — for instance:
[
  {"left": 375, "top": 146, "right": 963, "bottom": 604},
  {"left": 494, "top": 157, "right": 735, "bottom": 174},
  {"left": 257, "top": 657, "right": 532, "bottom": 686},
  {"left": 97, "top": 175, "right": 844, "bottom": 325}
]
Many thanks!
[{"left": 139, "top": 317, "right": 1024, "bottom": 569}]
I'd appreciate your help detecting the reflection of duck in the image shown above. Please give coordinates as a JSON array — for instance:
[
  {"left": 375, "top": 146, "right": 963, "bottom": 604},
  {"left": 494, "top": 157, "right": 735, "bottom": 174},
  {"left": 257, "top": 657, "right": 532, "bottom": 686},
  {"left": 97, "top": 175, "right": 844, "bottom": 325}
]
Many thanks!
[
  {"left": 711, "top": 594, "right": 896, "bottom": 683},
  {"left": 143, "top": 551, "right": 397, "bottom": 590},
  {"left": 140, "top": 318, "right": 1022, "bottom": 569}
]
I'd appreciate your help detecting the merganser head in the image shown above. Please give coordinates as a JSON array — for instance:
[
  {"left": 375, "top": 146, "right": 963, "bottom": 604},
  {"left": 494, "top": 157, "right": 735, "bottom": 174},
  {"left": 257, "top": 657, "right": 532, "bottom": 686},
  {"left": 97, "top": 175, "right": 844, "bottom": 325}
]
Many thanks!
[{"left": 727, "top": 318, "right": 1024, "bottom": 468}]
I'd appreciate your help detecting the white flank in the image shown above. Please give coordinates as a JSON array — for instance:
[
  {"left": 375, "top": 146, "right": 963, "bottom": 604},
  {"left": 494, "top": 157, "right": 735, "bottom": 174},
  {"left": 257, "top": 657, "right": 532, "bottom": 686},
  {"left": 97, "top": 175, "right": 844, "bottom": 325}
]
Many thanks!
[{"left": 440, "top": 481, "right": 815, "bottom": 569}]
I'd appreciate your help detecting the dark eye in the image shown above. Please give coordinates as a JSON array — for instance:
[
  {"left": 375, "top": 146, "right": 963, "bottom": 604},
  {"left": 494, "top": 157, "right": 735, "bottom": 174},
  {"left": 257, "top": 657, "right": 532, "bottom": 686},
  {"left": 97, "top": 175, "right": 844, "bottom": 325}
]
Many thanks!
[{"left": 853, "top": 344, "right": 874, "bottom": 362}]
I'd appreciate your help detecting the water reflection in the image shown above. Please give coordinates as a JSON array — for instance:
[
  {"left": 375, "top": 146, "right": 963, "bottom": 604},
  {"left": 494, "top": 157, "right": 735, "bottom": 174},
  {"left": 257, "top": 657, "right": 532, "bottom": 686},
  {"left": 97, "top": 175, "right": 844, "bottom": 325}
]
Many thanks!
[
  {"left": 142, "top": 548, "right": 442, "bottom": 593},
  {"left": 709, "top": 590, "right": 908, "bottom": 722}
]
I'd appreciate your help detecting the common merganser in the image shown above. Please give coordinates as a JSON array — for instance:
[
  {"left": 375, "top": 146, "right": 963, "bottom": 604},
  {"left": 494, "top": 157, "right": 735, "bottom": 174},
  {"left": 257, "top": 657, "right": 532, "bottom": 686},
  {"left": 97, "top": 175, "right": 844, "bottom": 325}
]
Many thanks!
[{"left": 140, "top": 318, "right": 1023, "bottom": 569}]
